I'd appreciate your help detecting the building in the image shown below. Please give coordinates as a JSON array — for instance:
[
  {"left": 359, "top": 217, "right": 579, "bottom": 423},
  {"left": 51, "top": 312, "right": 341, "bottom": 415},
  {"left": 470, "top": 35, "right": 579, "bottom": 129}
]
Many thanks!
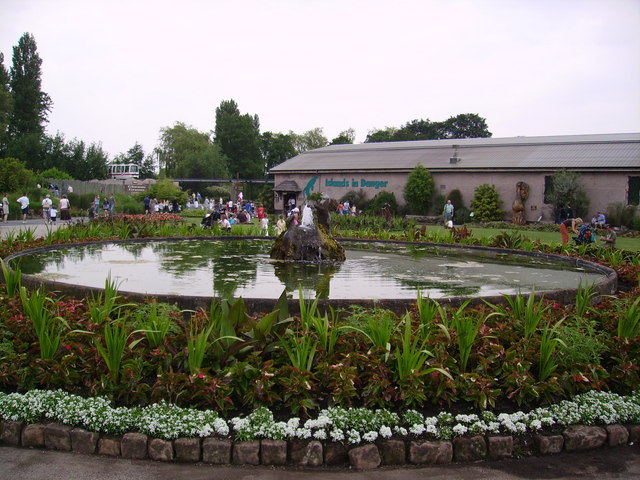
[{"left": 270, "top": 133, "right": 640, "bottom": 223}]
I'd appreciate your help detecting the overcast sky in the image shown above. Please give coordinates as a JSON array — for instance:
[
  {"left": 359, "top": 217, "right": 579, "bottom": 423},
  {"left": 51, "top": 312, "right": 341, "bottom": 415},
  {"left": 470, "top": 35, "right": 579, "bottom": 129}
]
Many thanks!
[{"left": 2, "top": 0, "right": 639, "bottom": 159}]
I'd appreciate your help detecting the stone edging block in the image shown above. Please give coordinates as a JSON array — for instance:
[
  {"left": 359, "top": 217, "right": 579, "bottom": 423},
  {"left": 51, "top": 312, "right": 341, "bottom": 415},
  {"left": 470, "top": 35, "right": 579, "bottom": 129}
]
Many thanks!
[{"left": 0, "top": 419, "right": 638, "bottom": 469}]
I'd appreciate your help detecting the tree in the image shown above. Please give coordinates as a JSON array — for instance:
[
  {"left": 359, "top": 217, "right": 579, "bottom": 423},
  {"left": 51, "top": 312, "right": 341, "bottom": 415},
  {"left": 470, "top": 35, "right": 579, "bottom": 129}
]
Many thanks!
[
  {"left": 329, "top": 128, "right": 355, "bottom": 145},
  {"left": 41, "top": 132, "right": 72, "bottom": 173},
  {"left": 470, "top": 184, "right": 504, "bottom": 221},
  {"left": 214, "top": 99, "right": 262, "bottom": 179},
  {"left": 289, "top": 127, "right": 328, "bottom": 154},
  {"left": 403, "top": 165, "right": 435, "bottom": 214},
  {"left": 260, "top": 131, "right": 297, "bottom": 174},
  {"left": 366, "top": 114, "right": 491, "bottom": 143},
  {"left": 439, "top": 113, "right": 492, "bottom": 139},
  {"left": 83, "top": 143, "right": 109, "bottom": 180},
  {"left": 365, "top": 127, "right": 398, "bottom": 143},
  {"left": 0, "top": 157, "right": 34, "bottom": 192},
  {"left": 546, "top": 169, "right": 590, "bottom": 218},
  {"left": 8, "top": 33, "right": 52, "bottom": 146},
  {"left": 113, "top": 142, "right": 156, "bottom": 179},
  {"left": 158, "top": 122, "right": 229, "bottom": 179},
  {"left": 0, "top": 51, "right": 12, "bottom": 155}
]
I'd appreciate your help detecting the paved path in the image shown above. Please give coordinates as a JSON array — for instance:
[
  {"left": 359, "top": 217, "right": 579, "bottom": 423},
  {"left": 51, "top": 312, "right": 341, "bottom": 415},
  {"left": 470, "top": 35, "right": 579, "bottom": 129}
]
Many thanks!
[
  {"left": 0, "top": 218, "right": 69, "bottom": 241},
  {"left": 0, "top": 445, "right": 639, "bottom": 480}
]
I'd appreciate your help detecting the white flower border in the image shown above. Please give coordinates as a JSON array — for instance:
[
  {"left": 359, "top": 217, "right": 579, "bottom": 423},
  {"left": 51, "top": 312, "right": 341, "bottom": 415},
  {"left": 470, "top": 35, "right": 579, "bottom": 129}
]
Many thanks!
[{"left": 1, "top": 389, "right": 638, "bottom": 444}]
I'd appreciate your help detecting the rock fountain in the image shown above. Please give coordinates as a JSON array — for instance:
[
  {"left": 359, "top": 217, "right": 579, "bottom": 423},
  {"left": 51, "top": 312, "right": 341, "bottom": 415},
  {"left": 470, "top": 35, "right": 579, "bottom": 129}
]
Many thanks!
[{"left": 269, "top": 200, "right": 346, "bottom": 263}]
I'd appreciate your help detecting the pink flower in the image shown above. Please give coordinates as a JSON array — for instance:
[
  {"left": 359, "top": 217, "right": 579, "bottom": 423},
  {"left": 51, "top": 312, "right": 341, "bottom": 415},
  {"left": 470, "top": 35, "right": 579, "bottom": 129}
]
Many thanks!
[
  {"left": 63, "top": 344, "right": 72, "bottom": 350},
  {"left": 198, "top": 372, "right": 205, "bottom": 379}
]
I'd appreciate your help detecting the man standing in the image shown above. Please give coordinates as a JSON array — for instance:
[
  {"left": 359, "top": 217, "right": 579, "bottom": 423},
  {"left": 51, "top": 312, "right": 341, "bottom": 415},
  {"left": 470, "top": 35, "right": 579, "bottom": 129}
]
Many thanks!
[
  {"left": 41, "top": 194, "right": 53, "bottom": 223},
  {"left": 16, "top": 192, "right": 30, "bottom": 223},
  {"left": 443, "top": 199, "right": 454, "bottom": 226},
  {"left": 108, "top": 194, "right": 116, "bottom": 216}
]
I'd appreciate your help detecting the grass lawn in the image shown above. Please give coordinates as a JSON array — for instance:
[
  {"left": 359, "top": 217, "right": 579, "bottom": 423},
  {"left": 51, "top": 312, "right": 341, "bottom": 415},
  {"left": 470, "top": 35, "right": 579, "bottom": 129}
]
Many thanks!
[
  {"left": 443, "top": 224, "right": 640, "bottom": 251},
  {"left": 182, "top": 212, "right": 640, "bottom": 251}
]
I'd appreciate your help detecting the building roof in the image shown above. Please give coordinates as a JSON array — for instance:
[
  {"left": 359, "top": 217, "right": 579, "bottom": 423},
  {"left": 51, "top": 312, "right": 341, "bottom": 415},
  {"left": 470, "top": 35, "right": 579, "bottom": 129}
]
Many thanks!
[
  {"left": 270, "top": 133, "right": 640, "bottom": 173},
  {"left": 273, "top": 180, "right": 300, "bottom": 192}
]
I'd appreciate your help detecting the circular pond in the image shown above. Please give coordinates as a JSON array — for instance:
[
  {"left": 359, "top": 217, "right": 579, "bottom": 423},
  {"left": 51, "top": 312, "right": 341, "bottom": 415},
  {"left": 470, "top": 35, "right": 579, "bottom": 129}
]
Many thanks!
[{"left": 9, "top": 237, "right": 616, "bottom": 313}]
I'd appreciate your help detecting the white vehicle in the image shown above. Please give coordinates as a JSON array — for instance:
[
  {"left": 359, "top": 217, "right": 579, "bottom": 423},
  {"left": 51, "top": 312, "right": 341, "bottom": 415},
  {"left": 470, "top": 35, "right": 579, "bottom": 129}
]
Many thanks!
[{"left": 108, "top": 163, "right": 139, "bottom": 179}]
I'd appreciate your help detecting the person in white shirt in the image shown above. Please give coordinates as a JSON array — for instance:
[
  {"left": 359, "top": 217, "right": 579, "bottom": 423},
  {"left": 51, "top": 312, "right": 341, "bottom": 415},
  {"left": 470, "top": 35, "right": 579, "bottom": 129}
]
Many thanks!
[
  {"left": 1, "top": 195, "right": 8, "bottom": 223},
  {"left": 41, "top": 194, "right": 53, "bottom": 223},
  {"left": 59, "top": 194, "right": 71, "bottom": 222},
  {"left": 16, "top": 193, "right": 30, "bottom": 223}
]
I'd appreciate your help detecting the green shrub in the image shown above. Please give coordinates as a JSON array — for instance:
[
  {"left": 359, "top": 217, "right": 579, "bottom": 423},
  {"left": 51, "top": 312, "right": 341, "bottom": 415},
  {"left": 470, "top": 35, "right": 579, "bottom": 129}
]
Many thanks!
[
  {"left": 340, "top": 189, "right": 368, "bottom": 211},
  {"left": 470, "top": 184, "right": 504, "bottom": 221},
  {"left": 40, "top": 168, "right": 73, "bottom": 181},
  {"left": 447, "top": 189, "right": 464, "bottom": 208},
  {"left": 403, "top": 165, "right": 434, "bottom": 214},
  {"left": 364, "top": 190, "right": 398, "bottom": 215},
  {"left": 556, "top": 317, "right": 607, "bottom": 367},
  {"left": 0, "top": 158, "right": 35, "bottom": 193},
  {"left": 204, "top": 185, "right": 231, "bottom": 201},
  {"left": 606, "top": 202, "right": 638, "bottom": 228}
]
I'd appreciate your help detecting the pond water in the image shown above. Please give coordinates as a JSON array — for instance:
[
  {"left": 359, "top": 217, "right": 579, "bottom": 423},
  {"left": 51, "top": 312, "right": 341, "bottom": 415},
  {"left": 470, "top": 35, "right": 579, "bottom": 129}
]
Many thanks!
[{"left": 12, "top": 239, "right": 606, "bottom": 301}]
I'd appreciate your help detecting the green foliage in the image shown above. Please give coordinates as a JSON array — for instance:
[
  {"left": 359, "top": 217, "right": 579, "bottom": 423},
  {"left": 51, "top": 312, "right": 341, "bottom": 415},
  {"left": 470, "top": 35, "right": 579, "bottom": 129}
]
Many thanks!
[
  {"left": 94, "top": 320, "right": 144, "bottom": 383},
  {"left": 146, "top": 179, "right": 188, "bottom": 204},
  {"left": 446, "top": 189, "right": 464, "bottom": 209},
  {"left": 365, "top": 113, "right": 491, "bottom": 142},
  {"left": 538, "top": 320, "right": 566, "bottom": 382},
  {"left": 546, "top": 169, "right": 590, "bottom": 219},
  {"left": 261, "top": 131, "right": 297, "bottom": 172},
  {"left": 606, "top": 202, "right": 638, "bottom": 228},
  {"left": 289, "top": 127, "right": 328, "bottom": 154},
  {"left": 452, "top": 313, "right": 483, "bottom": 372},
  {"left": 329, "top": 128, "right": 355, "bottom": 145},
  {"left": 19, "top": 286, "right": 67, "bottom": 360},
  {"left": 364, "top": 190, "right": 398, "bottom": 215},
  {"left": 134, "top": 302, "right": 178, "bottom": 348},
  {"left": 617, "top": 296, "right": 640, "bottom": 340},
  {"left": 0, "top": 157, "right": 35, "bottom": 192},
  {"left": 557, "top": 316, "right": 607, "bottom": 366},
  {"left": 501, "top": 289, "right": 549, "bottom": 339},
  {"left": 0, "top": 258, "right": 21, "bottom": 296},
  {"left": 40, "top": 167, "right": 72, "bottom": 180},
  {"left": 575, "top": 281, "right": 598, "bottom": 318},
  {"left": 470, "top": 184, "right": 503, "bottom": 221},
  {"left": 203, "top": 185, "right": 231, "bottom": 201},
  {"left": 8, "top": 33, "right": 52, "bottom": 141},
  {"left": 214, "top": 100, "right": 262, "bottom": 179},
  {"left": 87, "top": 275, "right": 132, "bottom": 324},
  {"left": 339, "top": 189, "right": 367, "bottom": 210},
  {"left": 158, "top": 122, "right": 230, "bottom": 179},
  {"left": 491, "top": 231, "right": 525, "bottom": 249},
  {"left": 403, "top": 165, "right": 435, "bottom": 214},
  {"left": 278, "top": 330, "right": 319, "bottom": 372}
]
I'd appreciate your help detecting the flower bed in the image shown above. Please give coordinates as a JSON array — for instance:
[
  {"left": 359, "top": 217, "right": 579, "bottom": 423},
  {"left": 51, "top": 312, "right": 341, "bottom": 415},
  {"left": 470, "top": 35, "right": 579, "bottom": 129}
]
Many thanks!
[{"left": 0, "top": 215, "right": 639, "bottom": 469}]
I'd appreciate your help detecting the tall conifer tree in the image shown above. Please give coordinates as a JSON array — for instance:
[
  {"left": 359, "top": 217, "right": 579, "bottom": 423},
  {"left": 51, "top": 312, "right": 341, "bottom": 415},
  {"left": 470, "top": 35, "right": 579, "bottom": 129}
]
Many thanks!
[{"left": 7, "top": 33, "right": 52, "bottom": 168}]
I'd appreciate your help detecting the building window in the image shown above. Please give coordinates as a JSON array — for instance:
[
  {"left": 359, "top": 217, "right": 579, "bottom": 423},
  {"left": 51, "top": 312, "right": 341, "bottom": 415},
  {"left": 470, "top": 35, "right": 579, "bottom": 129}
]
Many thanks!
[
  {"left": 629, "top": 176, "right": 640, "bottom": 205},
  {"left": 543, "top": 176, "right": 553, "bottom": 204}
]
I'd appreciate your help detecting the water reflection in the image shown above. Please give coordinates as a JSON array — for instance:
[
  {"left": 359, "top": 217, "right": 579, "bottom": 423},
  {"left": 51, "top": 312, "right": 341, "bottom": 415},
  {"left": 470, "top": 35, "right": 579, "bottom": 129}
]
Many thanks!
[{"left": 12, "top": 239, "right": 606, "bottom": 300}]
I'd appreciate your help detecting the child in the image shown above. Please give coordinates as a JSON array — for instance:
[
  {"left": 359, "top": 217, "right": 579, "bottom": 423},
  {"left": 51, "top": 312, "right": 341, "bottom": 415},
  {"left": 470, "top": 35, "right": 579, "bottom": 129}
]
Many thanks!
[
  {"left": 261, "top": 212, "right": 269, "bottom": 236},
  {"left": 49, "top": 205, "right": 58, "bottom": 223}
]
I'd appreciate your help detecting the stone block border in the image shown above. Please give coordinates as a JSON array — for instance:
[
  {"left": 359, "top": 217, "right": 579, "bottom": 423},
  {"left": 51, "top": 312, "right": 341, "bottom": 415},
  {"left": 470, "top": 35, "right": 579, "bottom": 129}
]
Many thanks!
[{"left": 1, "top": 420, "right": 638, "bottom": 470}]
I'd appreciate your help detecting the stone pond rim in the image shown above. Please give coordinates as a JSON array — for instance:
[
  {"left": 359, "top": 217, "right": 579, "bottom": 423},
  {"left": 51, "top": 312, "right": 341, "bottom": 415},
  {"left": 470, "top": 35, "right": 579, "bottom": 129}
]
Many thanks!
[{"left": 6, "top": 236, "right": 617, "bottom": 316}]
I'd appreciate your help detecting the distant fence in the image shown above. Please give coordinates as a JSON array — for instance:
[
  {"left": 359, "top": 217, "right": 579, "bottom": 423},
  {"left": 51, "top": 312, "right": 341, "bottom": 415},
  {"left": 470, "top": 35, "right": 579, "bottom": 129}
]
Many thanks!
[{"left": 45, "top": 178, "right": 156, "bottom": 196}]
